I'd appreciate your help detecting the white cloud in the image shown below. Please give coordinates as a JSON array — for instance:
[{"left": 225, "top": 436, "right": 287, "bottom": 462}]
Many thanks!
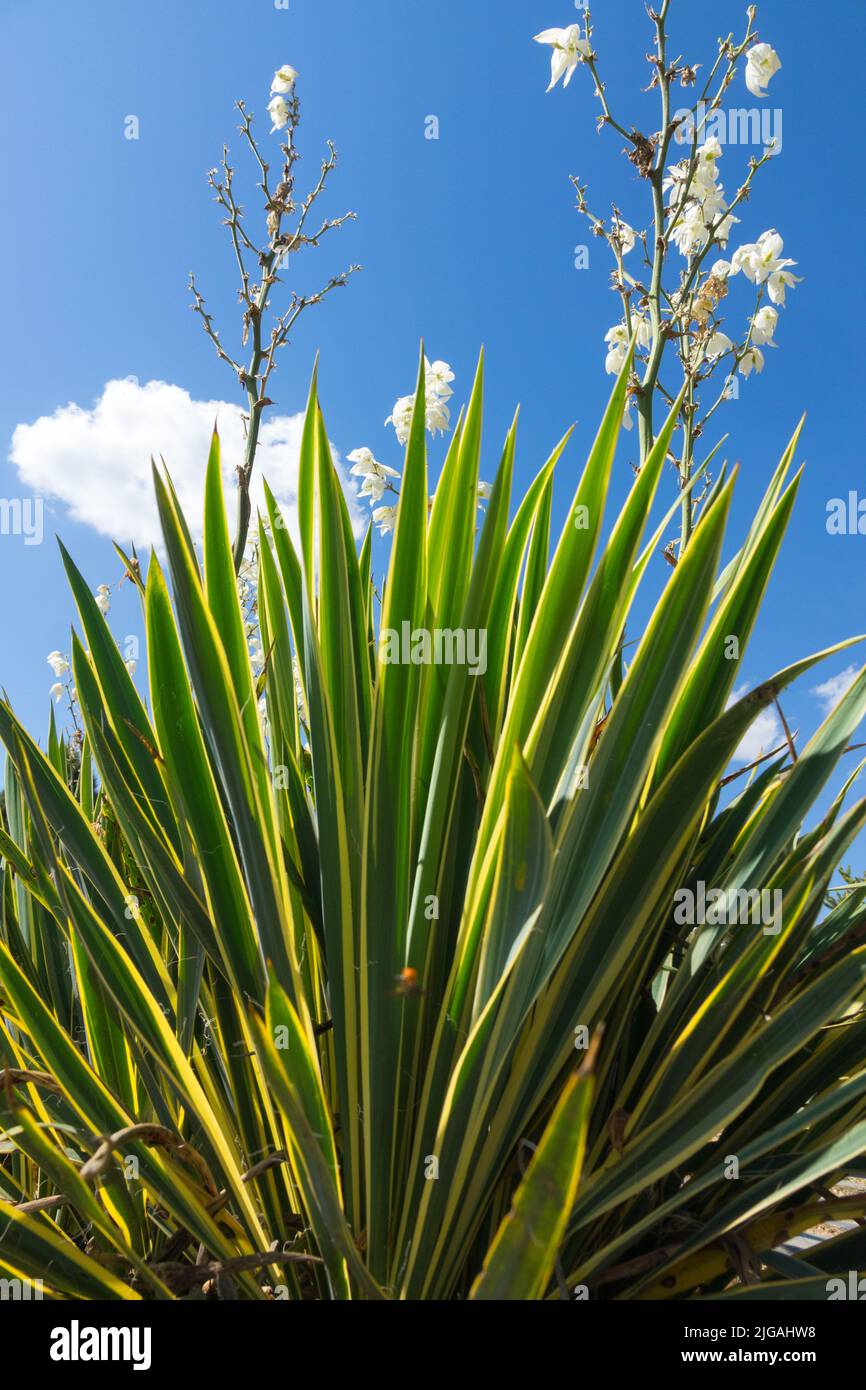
[
  {"left": 811, "top": 664, "right": 859, "bottom": 718},
  {"left": 728, "top": 683, "right": 784, "bottom": 764},
  {"left": 9, "top": 377, "right": 364, "bottom": 550}
]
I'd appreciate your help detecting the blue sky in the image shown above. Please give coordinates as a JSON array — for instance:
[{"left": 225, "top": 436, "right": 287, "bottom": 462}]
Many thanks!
[{"left": 0, "top": 0, "right": 864, "bottom": 853}]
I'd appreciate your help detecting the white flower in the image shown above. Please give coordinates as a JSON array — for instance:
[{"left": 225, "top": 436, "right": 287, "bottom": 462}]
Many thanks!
[
  {"left": 268, "top": 95, "right": 291, "bottom": 132},
  {"left": 768, "top": 267, "right": 801, "bottom": 306},
  {"left": 95, "top": 585, "right": 110, "bottom": 616},
  {"left": 739, "top": 346, "right": 765, "bottom": 377},
  {"left": 699, "top": 185, "right": 729, "bottom": 225},
  {"left": 477, "top": 480, "right": 493, "bottom": 505},
  {"left": 47, "top": 651, "right": 69, "bottom": 677},
  {"left": 124, "top": 657, "right": 138, "bottom": 677},
  {"left": 348, "top": 444, "right": 389, "bottom": 470},
  {"left": 424, "top": 396, "right": 451, "bottom": 437},
  {"left": 612, "top": 219, "right": 637, "bottom": 255},
  {"left": 372, "top": 504, "right": 398, "bottom": 536},
  {"left": 745, "top": 43, "right": 781, "bottom": 99},
  {"left": 750, "top": 306, "right": 778, "bottom": 347},
  {"left": 271, "top": 66, "right": 299, "bottom": 95},
  {"left": 711, "top": 258, "right": 732, "bottom": 278},
  {"left": 424, "top": 358, "right": 454, "bottom": 435},
  {"left": 712, "top": 212, "right": 738, "bottom": 246},
  {"left": 604, "top": 316, "right": 649, "bottom": 370},
  {"left": 605, "top": 344, "right": 627, "bottom": 376},
  {"left": 534, "top": 25, "right": 591, "bottom": 91},
  {"left": 730, "top": 242, "right": 764, "bottom": 281},
  {"left": 49, "top": 682, "right": 64, "bottom": 702},
  {"left": 749, "top": 230, "right": 787, "bottom": 282},
  {"left": 604, "top": 322, "right": 630, "bottom": 375},
  {"left": 671, "top": 202, "right": 710, "bottom": 257},
  {"left": 348, "top": 447, "right": 401, "bottom": 503},
  {"left": 385, "top": 395, "right": 416, "bottom": 446},
  {"left": 633, "top": 315, "right": 652, "bottom": 351},
  {"left": 621, "top": 399, "right": 634, "bottom": 431},
  {"left": 697, "top": 136, "right": 723, "bottom": 166},
  {"left": 662, "top": 162, "right": 689, "bottom": 200},
  {"left": 425, "top": 358, "right": 455, "bottom": 398},
  {"left": 730, "top": 230, "right": 798, "bottom": 291},
  {"left": 705, "top": 330, "right": 733, "bottom": 359}
]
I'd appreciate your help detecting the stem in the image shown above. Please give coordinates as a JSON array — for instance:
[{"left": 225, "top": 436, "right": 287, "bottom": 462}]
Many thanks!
[
  {"left": 233, "top": 268, "right": 273, "bottom": 570},
  {"left": 638, "top": 0, "right": 673, "bottom": 464}
]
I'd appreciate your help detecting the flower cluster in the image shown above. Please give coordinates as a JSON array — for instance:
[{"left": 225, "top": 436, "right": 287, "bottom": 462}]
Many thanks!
[
  {"left": 386, "top": 358, "right": 455, "bottom": 447},
  {"left": 534, "top": 16, "right": 791, "bottom": 393},
  {"left": 267, "top": 65, "right": 299, "bottom": 132},
  {"left": 700, "top": 230, "right": 800, "bottom": 377},
  {"left": 348, "top": 448, "right": 400, "bottom": 504},
  {"left": 348, "top": 360, "right": 489, "bottom": 536},
  {"left": 347, "top": 447, "right": 401, "bottom": 534},
  {"left": 47, "top": 603, "right": 136, "bottom": 709},
  {"left": 46, "top": 580, "right": 111, "bottom": 705},
  {"left": 665, "top": 137, "right": 738, "bottom": 259},
  {"left": 603, "top": 172, "right": 798, "bottom": 386},
  {"left": 724, "top": 230, "right": 801, "bottom": 306},
  {"left": 47, "top": 650, "right": 70, "bottom": 703},
  {"left": 359, "top": 358, "right": 454, "bottom": 533}
]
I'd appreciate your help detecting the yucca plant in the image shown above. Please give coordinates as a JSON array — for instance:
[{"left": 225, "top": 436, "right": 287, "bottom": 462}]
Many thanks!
[{"left": 2, "top": 346, "right": 866, "bottom": 1302}]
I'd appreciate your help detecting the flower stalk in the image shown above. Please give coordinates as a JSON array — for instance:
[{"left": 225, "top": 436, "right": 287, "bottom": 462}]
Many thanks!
[{"left": 190, "top": 68, "right": 359, "bottom": 571}]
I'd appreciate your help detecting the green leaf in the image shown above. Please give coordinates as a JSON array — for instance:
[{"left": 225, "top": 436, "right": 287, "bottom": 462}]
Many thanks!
[{"left": 469, "top": 1064, "right": 594, "bottom": 1300}]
